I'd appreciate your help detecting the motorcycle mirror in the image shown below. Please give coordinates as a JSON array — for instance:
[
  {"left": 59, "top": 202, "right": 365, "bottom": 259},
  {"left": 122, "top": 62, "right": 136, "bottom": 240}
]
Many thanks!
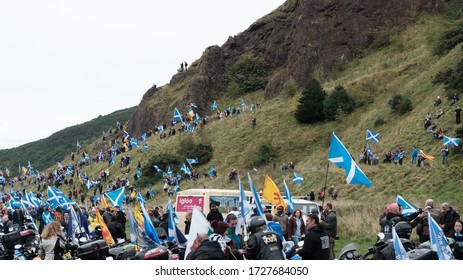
[
  {"left": 79, "top": 237, "right": 87, "bottom": 243},
  {"left": 298, "top": 241, "right": 304, "bottom": 247},
  {"left": 377, "top": 232, "right": 385, "bottom": 240}
]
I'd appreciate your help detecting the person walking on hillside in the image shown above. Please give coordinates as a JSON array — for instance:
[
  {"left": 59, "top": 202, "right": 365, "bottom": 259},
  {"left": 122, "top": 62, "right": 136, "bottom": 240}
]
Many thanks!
[
  {"left": 320, "top": 202, "right": 337, "bottom": 260},
  {"left": 455, "top": 106, "right": 462, "bottom": 124},
  {"left": 441, "top": 145, "right": 449, "bottom": 164},
  {"left": 251, "top": 116, "right": 256, "bottom": 129}
]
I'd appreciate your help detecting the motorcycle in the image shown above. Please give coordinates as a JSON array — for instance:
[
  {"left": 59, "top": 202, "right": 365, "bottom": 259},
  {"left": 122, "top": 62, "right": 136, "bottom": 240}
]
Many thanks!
[{"left": 0, "top": 223, "right": 40, "bottom": 260}]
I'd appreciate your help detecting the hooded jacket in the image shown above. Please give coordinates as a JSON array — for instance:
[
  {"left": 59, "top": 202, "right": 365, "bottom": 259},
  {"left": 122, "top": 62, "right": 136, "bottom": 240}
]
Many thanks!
[{"left": 298, "top": 224, "right": 330, "bottom": 260}]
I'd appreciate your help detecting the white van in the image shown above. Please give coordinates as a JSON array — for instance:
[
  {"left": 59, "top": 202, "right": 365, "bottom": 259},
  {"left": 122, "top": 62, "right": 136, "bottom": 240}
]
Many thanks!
[
  {"left": 261, "top": 198, "right": 322, "bottom": 217},
  {"left": 175, "top": 188, "right": 253, "bottom": 232}
]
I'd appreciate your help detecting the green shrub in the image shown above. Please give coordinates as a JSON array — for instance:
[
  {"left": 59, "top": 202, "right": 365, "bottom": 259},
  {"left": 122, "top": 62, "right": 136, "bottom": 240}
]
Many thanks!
[
  {"left": 283, "top": 78, "right": 299, "bottom": 97},
  {"left": 432, "top": 19, "right": 463, "bottom": 56},
  {"left": 432, "top": 59, "right": 463, "bottom": 93},
  {"left": 388, "top": 94, "right": 413, "bottom": 115},
  {"left": 251, "top": 142, "right": 278, "bottom": 168},
  {"left": 142, "top": 153, "right": 183, "bottom": 179},
  {"left": 228, "top": 53, "right": 268, "bottom": 93},
  {"left": 323, "top": 85, "right": 356, "bottom": 120},
  {"left": 178, "top": 136, "right": 214, "bottom": 165},
  {"left": 374, "top": 117, "right": 387, "bottom": 127},
  {"left": 294, "top": 79, "right": 327, "bottom": 123}
]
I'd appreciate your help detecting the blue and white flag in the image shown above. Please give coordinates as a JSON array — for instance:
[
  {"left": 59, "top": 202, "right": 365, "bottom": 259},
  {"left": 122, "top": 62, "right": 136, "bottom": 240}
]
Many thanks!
[
  {"left": 238, "top": 177, "right": 250, "bottom": 233},
  {"left": 153, "top": 165, "right": 162, "bottom": 173},
  {"left": 173, "top": 108, "right": 183, "bottom": 123},
  {"left": 86, "top": 179, "right": 93, "bottom": 190},
  {"left": 7, "top": 198, "right": 21, "bottom": 210},
  {"left": 241, "top": 99, "right": 246, "bottom": 107},
  {"left": 42, "top": 210, "right": 53, "bottom": 225},
  {"left": 48, "top": 186, "right": 75, "bottom": 210},
  {"left": 396, "top": 195, "right": 418, "bottom": 217},
  {"left": 141, "top": 143, "right": 148, "bottom": 153},
  {"left": 149, "top": 185, "right": 155, "bottom": 199},
  {"left": 208, "top": 164, "right": 216, "bottom": 176},
  {"left": 366, "top": 144, "right": 374, "bottom": 158},
  {"left": 140, "top": 203, "right": 161, "bottom": 244},
  {"left": 105, "top": 187, "right": 125, "bottom": 208},
  {"left": 186, "top": 157, "right": 199, "bottom": 165},
  {"left": 123, "top": 130, "right": 130, "bottom": 139},
  {"left": 247, "top": 172, "right": 265, "bottom": 219},
  {"left": 211, "top": 101, "right": 217, "bottom": 111},
  {"left": 167, "top": 166, "right": 172, "bottom": 176},
  {"left": 443, "top": 135, "right": 460, "bottom": 147},
  {"left": 167, "top": 199, "right": 187, "bottom": 246},
  {"left": 139, "top": 133, "right": 147, "bottom": 142},
  {"left": 328, "top": 132, "right": 373, "bottom": 187},
  {"left": 428, "top": 211, "right": 455, "bottom": 260},
  {"left": 20, "top": 201, "right": 38, "bottom": 231},
  {"left": 180, "top": 164, "right": 191, "bottom": 175},
  {"left": 21, "top": 192, "right": 39, "bottom": 209},
  {"left": 5, "top": 167, "right": 10, "bottom": 177},
  {"left": 292, "top": 172, "right": 303, "bottom": 186},
  {"left": 366, "top": 130, "right": 380, "bottom": 142},
  {"left": 77, "top": 141, "right": 81, "bottom": 150},
  {"left": 29, "top": 192, "right": 41, "bottom": 208},
  {"left": 136, "top": 192, "right": 147, "bottom": 205},
  {"left": 283, "top": 179, "right": 294, "bottom": 214},
  {"left": 130, "top": 138, "right": 139, "bottom": 148},
  {"left": 392, "top": 226, "right": 409, "bottom": 260},
  {"left": 128, "top": 209, "right": 157, "bottom": 248}
]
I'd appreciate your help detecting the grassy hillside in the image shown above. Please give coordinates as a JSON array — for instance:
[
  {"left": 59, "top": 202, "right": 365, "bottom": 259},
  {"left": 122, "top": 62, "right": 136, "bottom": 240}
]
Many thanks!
[
  {"left": 0, "top": 107, "right": 136, "bottom": 171},
  {"left": 7, "top": 10, "right": 463, "bottom": 253}
]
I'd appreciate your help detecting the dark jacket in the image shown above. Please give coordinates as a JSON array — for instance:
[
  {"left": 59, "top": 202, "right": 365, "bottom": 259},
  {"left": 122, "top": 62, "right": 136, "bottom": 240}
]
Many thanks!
[
  {"left": 115, "top": 211, "right": 126, "bottom": 228},
  {"left": 244, "top": 229, "right": 284, "bottom": 260},
  {"left": 107, "top": 221, "right": 125, "bottom": 240},
  {"left": 451, "top": 232, "right": 463, "bottom": 260},
  {"left": 298, "top": 224, "right": 330, "bottom": 260},
  {"left": 189, "top": 240, "right": 228, "bottom": 260},
  {"left": 206, "top": 209, "right": 223, "bottom": 223},
  {"left": 12, "top": 210, "right": 25, "bottom": 226},
  {"left": 440, "top": 208, "right": 460, "bottom": 236},
  {"left": 416, "top": 206, "right": 440, "bottom": 238},
  {"left": 288, "top": 217, "right": 306, "bottom": 237},
  {"left": 321, "top": 210, "right": 337, "bottom": 238},
  {"left": 184, "top": 220, "right": 191, "bottom": 235}
]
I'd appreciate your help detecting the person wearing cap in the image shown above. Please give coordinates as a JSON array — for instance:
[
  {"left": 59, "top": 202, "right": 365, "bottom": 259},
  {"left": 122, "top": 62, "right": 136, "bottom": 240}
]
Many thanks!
[
  {"left": 440, "top": 202, "right": 460, "bottom": 236},
  {"left": 206, "top": 204, "right": 224, "bottom": 223}
]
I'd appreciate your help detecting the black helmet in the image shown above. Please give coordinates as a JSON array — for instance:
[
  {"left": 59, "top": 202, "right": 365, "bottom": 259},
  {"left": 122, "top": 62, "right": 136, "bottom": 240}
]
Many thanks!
[
  {"left": 249, "top": 216, "right": 266, "bottom": 234},
  {"left": 394, "top": 221, "right": 412, "bottom": 239}
]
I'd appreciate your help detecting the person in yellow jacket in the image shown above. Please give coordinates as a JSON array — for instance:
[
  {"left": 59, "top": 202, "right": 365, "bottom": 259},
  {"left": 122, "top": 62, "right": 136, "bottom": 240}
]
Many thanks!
[{"left": 88, "top": 208, "right": 99, "bottom": 230}]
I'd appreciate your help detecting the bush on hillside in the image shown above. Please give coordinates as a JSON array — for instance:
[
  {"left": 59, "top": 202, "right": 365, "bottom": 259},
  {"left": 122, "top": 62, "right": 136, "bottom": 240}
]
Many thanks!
[
  {"left": 374, "top": 117, "right": 387, "bottom": 127},
  {"left": 178, "top": 136, "right": 214, "bottom": 165},
  {"left": 432, "top": 59, "right": 463, "bottom": 93},
  {"left": 251, "top": 142, "right": 278, "bottom": 168},
  {"left": 388, "top": 94, "right": 413, "bottom": 115},
  {"left": 323, "top": 85, "right": 355, "bottom": 120},
  {"left": 294, "top": 78, "right": 327, "bottom": 123},
  {"left": 228, "top": 53, "right": 268, "bottom": 93},
  {"left": 432, "top": 19, "right": 463, "bottom": 56},
  {"left": 283, "top": 78, "right": 299, "bottom": 97}
]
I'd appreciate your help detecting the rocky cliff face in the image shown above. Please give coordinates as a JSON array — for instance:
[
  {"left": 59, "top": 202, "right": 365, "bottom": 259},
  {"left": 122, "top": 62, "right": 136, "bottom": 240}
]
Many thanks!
[{"left": 129, "top": 0, "right": 443, "bottom": 136}]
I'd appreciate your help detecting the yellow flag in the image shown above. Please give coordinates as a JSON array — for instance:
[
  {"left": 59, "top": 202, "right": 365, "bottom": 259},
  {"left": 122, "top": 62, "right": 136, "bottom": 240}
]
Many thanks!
[
  {"left": 101, "top": 195, "right": 111, "bottom": 208},
  {"left": 134, "top": 199, "right": 145, "bottom": 229},
  {"left": 95, "top": 208, "right": 115, "bottom": 246},
  {"left": 188, "top": 109, "right": 195, "bottom": 121},
  {"left": 22, "top": 166, "right": 28, "bottom": 175},
  {"left": 262, "top": 175, "right": 287, "bottom": 209},
  {"left": 420, "top": 150, "right": 435, "bottom": 161}
]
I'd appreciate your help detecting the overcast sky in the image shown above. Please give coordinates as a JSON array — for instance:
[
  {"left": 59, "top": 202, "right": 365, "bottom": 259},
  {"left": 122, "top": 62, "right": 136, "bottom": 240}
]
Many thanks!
[{"left": 0, "top": 0, "right": 285, "bottom": 149}]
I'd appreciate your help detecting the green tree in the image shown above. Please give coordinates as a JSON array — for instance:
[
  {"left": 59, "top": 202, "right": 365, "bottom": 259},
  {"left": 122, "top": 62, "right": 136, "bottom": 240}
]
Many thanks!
[
  {"left": 388, "top": 94, "right": 413, "bottom": 115},
  {"left": 229, "top": 53, "right": 268, "bottom": 93},
  {"left": 323, "top": 85, "right": 355, "bottom": 120},
  {"left": 294, "top": 79, "right": 327, "bottom": 123}
]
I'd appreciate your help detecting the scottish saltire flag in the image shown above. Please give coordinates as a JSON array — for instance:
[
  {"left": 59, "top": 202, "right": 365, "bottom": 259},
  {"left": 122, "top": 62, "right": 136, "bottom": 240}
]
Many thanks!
[
  {"left": 247, "top": 172, "right": 265, "bottom": 218},
  {"left": 396, "top": 195, "right": 418, "bottom": 217},
  {"left": 443, "top": 135, "right": 460, "bottom": 147},
  {"left": 21, "top": 192, "right": 39, "bottom": 209},
  {"left": 292, "top": 172, "right": 303, "bottom": 186},
  {"left": 392, "top": 226, "right": 409, "bottom": 260},
  {"left": 186, "top": 157, "right": 199, "bottom": 165},
  {"left": 140, "top": 202, "right": 161, "bottom": 244},
  {"left": 67, "top": 206, "right": 81, "bottom": 244},
  {"left": 5, "top": 167, "right": 10, "bottom": 177},
  {"left": 167, "top": 199, "right": 187, "bottom": 246},
  {"left": 105, "top": 187, "right": 125, "bottom": 208},
  {"left": 162, "top": 172, "right": 168, "bottom": 178},
  {"left": 42, "top": 210, "right": 53, "bottom": 225},
  {"left": 86, "top": 179, "right": 93, "bottom": 190},
  {"left": 180, "top": 164, "right": 191, "bottom": 175},
  {"left": 77, "top": 141, "right": 81, "bottom": 150},
  {"left": 7, "top": 198, "right": 21, "bottom": 210},
  {"left": 328, "top": 132, "right": 373, "bottom": 187},
  {"left": 366, "top": 130, "right": 380, "bottom": 142},
  {"left": 130, "top": 138, "right": 139, "bottom": 148},
  {"left": 136, "top": 192, "right": 147, "bottom": 205},
  {"left": 283, "top": 179, "right": 294, "bottom": 214},
  {"left": 128, "top": 209, "right": 157, "bottom": 248},
  {"left": 136, "top": 167, "right": 141, "bottom": 179},
  {"left": 141, "top": 143, "right": 148, "bottom": 153},
  {"left": 48, "top": 186, "right": 75, "bottom": 210},
  {"left": 184, "top": 207, "right": 212, "bottom": 260},
  {"left": 153, "top": 165, "right": 162, "bottom": 173},
  {"left": 211, "top": 101, "right": 217, "bottom": 111},
  {"left": 241, "top": 99, "right": 246, "bottom": 107},
  {"left": 428, "top": 211, "right": 455, "bottom": 260},
  {"left": 167, "top": 166, "right": 172, "bottom": 175},
  {"left": 139, "top": 133, "right": 147, "bottom": 142},
  {"left": 76, "top": 207, "right": 94, "bottom": 238},
  {"left": 173, "top": 107, "right": 183, "bottom": 123},
  {"left": 29, "top": 192, "right": 41, "bottom": 208},
  {"left": 123, "top": 130, "right": 130, "bottom": 139}
]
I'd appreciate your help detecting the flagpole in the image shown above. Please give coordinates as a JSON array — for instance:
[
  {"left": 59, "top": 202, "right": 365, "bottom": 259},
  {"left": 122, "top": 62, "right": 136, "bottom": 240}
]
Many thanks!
[
  {"left": 322, "top": 162, "right": 329, "bottom": 208},
  {"left": 186, "top": 158, "right": 194, "bottom": 173}
]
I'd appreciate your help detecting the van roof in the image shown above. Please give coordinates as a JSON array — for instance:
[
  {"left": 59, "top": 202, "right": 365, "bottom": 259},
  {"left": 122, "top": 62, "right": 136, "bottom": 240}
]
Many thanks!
[{"left": 176, "top": 188, "right": 252, "bottom": 196}]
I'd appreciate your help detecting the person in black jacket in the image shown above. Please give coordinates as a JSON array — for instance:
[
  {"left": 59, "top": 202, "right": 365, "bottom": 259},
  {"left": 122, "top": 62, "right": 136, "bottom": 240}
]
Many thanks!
[
  {"left": 451, "top": 220, "right": 463, "bottom": 260},
  {"left": 297, "top": 214, "right": 330, "bottom": 260},
  {"left": 107, "top": 215, "right": 125, "bottom": 240},
  {"left": 440, "top": 202, "right": 460, "bottom": 237},
  {"left": 113, "top": 206, "right": 126, "bottom": 239},
  {"left": 206, "top": 204, "right": 223, "bottom": 222},
  {"left": 244, "top": 216, "right": 284, "bottom": 260},
  {"left": 12, "top": 207, "right": 24, "bottom": 226}
]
